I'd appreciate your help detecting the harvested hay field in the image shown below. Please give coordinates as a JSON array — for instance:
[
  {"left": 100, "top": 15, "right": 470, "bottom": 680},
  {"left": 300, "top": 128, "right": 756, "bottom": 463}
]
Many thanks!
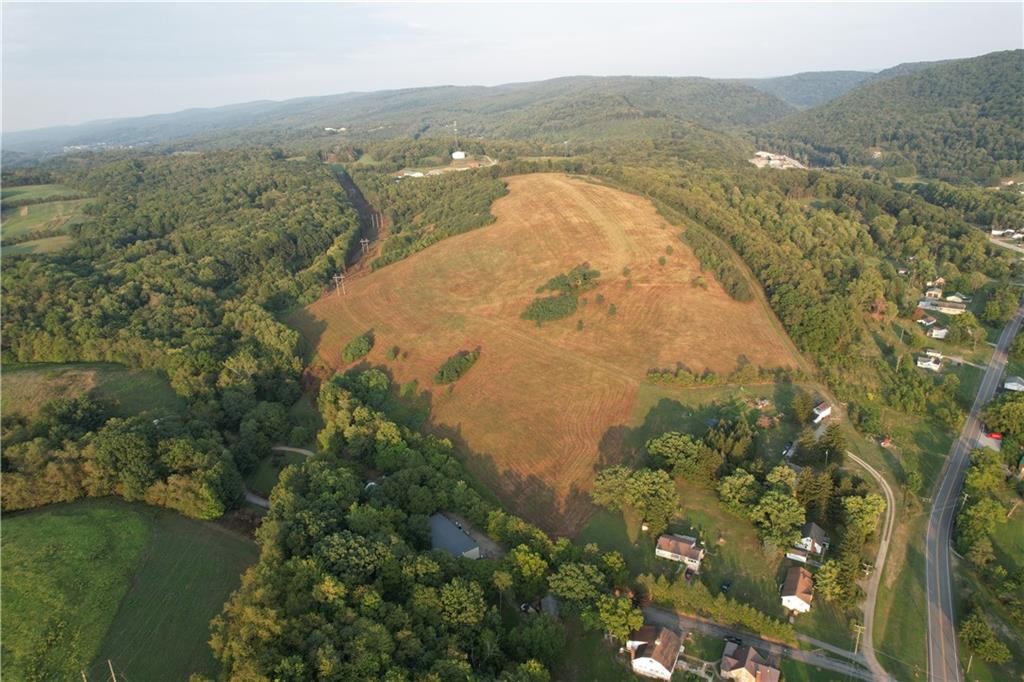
[{"left": 290, "top": 173, "right": 797, "bottom": 533}]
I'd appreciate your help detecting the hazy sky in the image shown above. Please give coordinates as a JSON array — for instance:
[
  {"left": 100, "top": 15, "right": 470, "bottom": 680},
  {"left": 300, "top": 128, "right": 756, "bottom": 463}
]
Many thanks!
[{"left": 3, "top": 2, "right": 1022, "bottom": 132}]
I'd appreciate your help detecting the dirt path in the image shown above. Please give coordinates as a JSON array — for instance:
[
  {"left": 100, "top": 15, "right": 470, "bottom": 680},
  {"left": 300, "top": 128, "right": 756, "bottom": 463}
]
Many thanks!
[{"left": 243, "top": 446, "right": 316, "bottom": 508}]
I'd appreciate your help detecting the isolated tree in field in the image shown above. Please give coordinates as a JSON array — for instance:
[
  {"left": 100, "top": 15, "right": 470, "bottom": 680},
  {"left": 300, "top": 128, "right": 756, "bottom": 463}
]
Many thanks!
[
  {"left": 342, "top": 331, "right": 374, "bottom": 363},
  {"left": 646, "top": 432, "right": 722, "bottom": 481},
  {"left": 434, "top": 349, "right": 479, "bottom": 384},
  {"left": 718, "top": 468, "right": 760, "bottom": 514},
  {"left": 959, "top": 608, "right": 1011, "bottom": 664}
]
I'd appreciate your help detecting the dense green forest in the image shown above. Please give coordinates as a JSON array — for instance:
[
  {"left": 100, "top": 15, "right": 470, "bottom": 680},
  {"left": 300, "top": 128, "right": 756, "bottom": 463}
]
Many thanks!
[
  {"left": 2, "top": 151, "right": 361, "bottom": 513},
  {"left": 759, "top": 50, "right": 1024, "bottom": 183},
  {"left": 349, "top": 167, "right": 508, "bottom": 268},
  {"left": 211, "top": 369, "right": 640, "bottom": 680}
]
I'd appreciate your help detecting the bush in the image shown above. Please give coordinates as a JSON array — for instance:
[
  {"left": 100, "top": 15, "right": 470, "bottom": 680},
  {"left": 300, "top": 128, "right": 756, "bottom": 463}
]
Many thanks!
[
  {"left": 342, "top": 332, "right": 373, "bottom": 363},
  {"left": 521, "top": 263, "right": 601, "bottom": 324},
  {"left": 434, "top": 350, "right": 480, "bottom": 385}
]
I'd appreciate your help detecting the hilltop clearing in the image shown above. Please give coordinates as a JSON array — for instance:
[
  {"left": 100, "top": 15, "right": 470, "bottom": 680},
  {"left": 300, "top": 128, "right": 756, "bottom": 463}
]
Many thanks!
[{"left": 290, "top": 173, "right": 798, "bottom": 532}]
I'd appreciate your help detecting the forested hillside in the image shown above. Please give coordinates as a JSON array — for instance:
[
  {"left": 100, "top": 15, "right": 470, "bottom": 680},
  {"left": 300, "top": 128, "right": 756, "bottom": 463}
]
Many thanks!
[
  {"left": 211, "top": 369, "right": 641, "bottom": 679},
  {"left": 2, "top": 151, "right": 361, "bottom": 515},
  {"left": 758, "top": 50, "right": 1024, "bottom": 183},
  {"left": 740, "top": 71, "right": 873, "bottom": 108}
]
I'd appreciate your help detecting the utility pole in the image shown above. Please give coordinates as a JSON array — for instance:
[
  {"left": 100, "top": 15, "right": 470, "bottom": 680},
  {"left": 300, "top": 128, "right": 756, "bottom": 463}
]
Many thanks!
[
  {"left": 959, "top": 491, "right": 970, "bottom": 512},
  {"left": 81, "top": 671, "right": 89, "bottom": 682},
  {"left": 107, "top": 660, "right": 117, "bottom": 682},
  {"left": 332, "top": 273, "right": 345, "bottom": 296},
  {"left": 852, "top": 624, "right": 865, "bottom": 656},
  {"left": 966, "top": 652, "right": 974, "bottom": 675},
  {"left": 360, "top": 238, "right": 370, "bottom": 255}
]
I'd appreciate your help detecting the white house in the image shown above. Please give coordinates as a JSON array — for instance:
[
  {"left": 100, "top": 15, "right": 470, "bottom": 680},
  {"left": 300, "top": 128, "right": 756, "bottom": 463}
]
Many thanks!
[
  {"left": 927, "top": 326, "right": 949, "bottom": 340},
  {"left": 795, "top": 522, "right": 830, "bottom": 555},
  {"left": 917, "top": 356, "right": 942, "bottom": 371},
  {"left": 720, "top": 642, "right": 781, "bottom": 682},
  {"left": 781, "top": 566, "right": 814, "bottom": 614},
  {"left": 924, "top": 349, "right": 943, "bottom": 359},
  {"left": 992, "top": 229, "right": 1009, "bottom": 237},
  {"left": 626, "top": 625, "right": 682, "bottom": 680},
  {"left": 812, "top": 402, "right": 832, "bottom": 424},
  {"left": 925, "top": 288, "right": 943, "bottom": 299},
  {"left": 1004, "top": 376, "right": 1024, "bottom": 392},
  {"left": 655, "top": 534, "right": 705, "bottom": 572},
  {"left": 451, "top": 150, "right": 467, "bottom": 160},
  {"left": 785, "top": 547, "right": 810, "bottom": 564}
]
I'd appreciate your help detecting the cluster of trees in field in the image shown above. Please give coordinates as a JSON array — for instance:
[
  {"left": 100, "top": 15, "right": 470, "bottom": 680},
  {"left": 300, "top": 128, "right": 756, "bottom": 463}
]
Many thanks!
[
  {"left": 2, "top": 151, "right": 363, "bottom": 516},
  {"left": 758, "top": 50, "right": 1024, "bottom": 184},
  {"left": 2, "top": 395, "right": 242, "bottom": 519},
  {"left": 521, "top": 263, "right": 600, "bottom": 324},
  {"left": 211, "top": 369, "right": 641, "bottom": 679},
  {"left": 678, "top": 226, "right": 752, "bottom": 301},
  {"left": 350, "top": 167, "right": 507, "bottom": 268},
  {"left": 342, "top": 331, "right": 374, "bottom": 363},
  {"left": 593, "top": 406, "right": 884, "bottom": 612},
  {"left": 434, "top": 349, "right": 480, "bottom": 385}
]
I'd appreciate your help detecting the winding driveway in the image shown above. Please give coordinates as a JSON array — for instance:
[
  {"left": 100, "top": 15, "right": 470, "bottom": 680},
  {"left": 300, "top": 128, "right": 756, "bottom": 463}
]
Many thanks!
[
  {"left": 845, "top": 451, "right": 896, "bottom": 681},
  {"left": 925, "top": 295, "right": 1024, "bottom": 682},
  {"left": 243, "top": 445, "right": 317, "bottom": 508}
]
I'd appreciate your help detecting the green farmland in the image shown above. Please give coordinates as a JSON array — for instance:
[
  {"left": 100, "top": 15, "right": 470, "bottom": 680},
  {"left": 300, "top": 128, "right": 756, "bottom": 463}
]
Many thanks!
[
  {"left": 1, "top": 499, "right": 258, "bottom": 682},
  {"left": 1, "top": 362, "right": 185, "bottom": 420}
]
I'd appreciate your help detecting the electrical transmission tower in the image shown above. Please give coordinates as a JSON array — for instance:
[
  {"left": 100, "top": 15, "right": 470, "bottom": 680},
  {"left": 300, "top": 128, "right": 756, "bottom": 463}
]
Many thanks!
[
  {"left": 360, "top": 238, "right": 370, "bottom": 255},
  {"left": 332, "top": 272, "right": 346, "bottom": 296}
]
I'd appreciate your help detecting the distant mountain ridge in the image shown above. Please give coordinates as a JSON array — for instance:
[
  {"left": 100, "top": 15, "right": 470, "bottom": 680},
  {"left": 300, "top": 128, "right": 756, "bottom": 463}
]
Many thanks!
[
  {"left": 739, "top": 71, "right": 874, "bottom": 108},
  {"left": 2, "top": 76, "right": 794, "bottom": 156},
  {"left": 757, "top": 49, "right": 1024, "bottom": 183}
]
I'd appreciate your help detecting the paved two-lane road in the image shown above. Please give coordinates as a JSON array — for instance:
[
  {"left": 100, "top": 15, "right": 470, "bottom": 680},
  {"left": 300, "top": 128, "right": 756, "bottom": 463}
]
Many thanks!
[{"left": 925, "top": 295, "right": 1024, "bottom": 681}]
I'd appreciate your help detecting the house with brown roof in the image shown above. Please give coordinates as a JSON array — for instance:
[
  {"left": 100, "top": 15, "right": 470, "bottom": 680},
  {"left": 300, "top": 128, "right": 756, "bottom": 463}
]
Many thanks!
[
  {"left": 781, "top": 566, "right": 814, "bottom": 614},
  {"left": 626, "top": 625, "right": 682, "bottom": 680},
  {"left": 720, "top": 642, "right": 781, "bottom": 682},
  {"left": 655, "top": 534, "right": 705, "bottom": 572}
]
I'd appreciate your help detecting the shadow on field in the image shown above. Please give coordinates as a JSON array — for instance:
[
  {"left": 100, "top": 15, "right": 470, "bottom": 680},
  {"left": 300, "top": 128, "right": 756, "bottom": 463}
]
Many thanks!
[{"left": 288, "top": 308, "right": 328, "bottom": 360}]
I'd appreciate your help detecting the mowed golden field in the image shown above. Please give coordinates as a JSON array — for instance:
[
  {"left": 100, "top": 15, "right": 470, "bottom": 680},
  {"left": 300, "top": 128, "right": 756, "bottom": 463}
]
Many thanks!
[{"left": 290, "top": 173, "right": 797, "bottom": 532}]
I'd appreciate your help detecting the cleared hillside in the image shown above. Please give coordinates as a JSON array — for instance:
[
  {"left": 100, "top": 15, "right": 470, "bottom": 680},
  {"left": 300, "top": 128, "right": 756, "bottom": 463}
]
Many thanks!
[{"left": 289, "top": 173, "right": 798, "bottom": 531}]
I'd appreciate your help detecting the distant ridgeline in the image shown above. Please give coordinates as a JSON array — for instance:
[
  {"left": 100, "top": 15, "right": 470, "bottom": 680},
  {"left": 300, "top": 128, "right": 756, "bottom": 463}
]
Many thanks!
[{"left": 2, "top": 150, "right": 363, "bottom": 518}]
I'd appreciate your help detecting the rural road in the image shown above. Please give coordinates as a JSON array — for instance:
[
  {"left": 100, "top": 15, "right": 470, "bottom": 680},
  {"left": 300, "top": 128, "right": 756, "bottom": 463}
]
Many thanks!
[
  {"left": 243, "top": 446, "right": 316, "bottom": 508},
  {"left": 925, "top": 294, "right": 1024, "bottom": 682},
  {"left": 987, "top": 234, "right": 1024, "bottom": 255},
  {"left": 643, "top": 606, "right": 872, "bottom": 681},
  {"left": 844, "top": 451, "right": 896, "bottom": 681}
]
